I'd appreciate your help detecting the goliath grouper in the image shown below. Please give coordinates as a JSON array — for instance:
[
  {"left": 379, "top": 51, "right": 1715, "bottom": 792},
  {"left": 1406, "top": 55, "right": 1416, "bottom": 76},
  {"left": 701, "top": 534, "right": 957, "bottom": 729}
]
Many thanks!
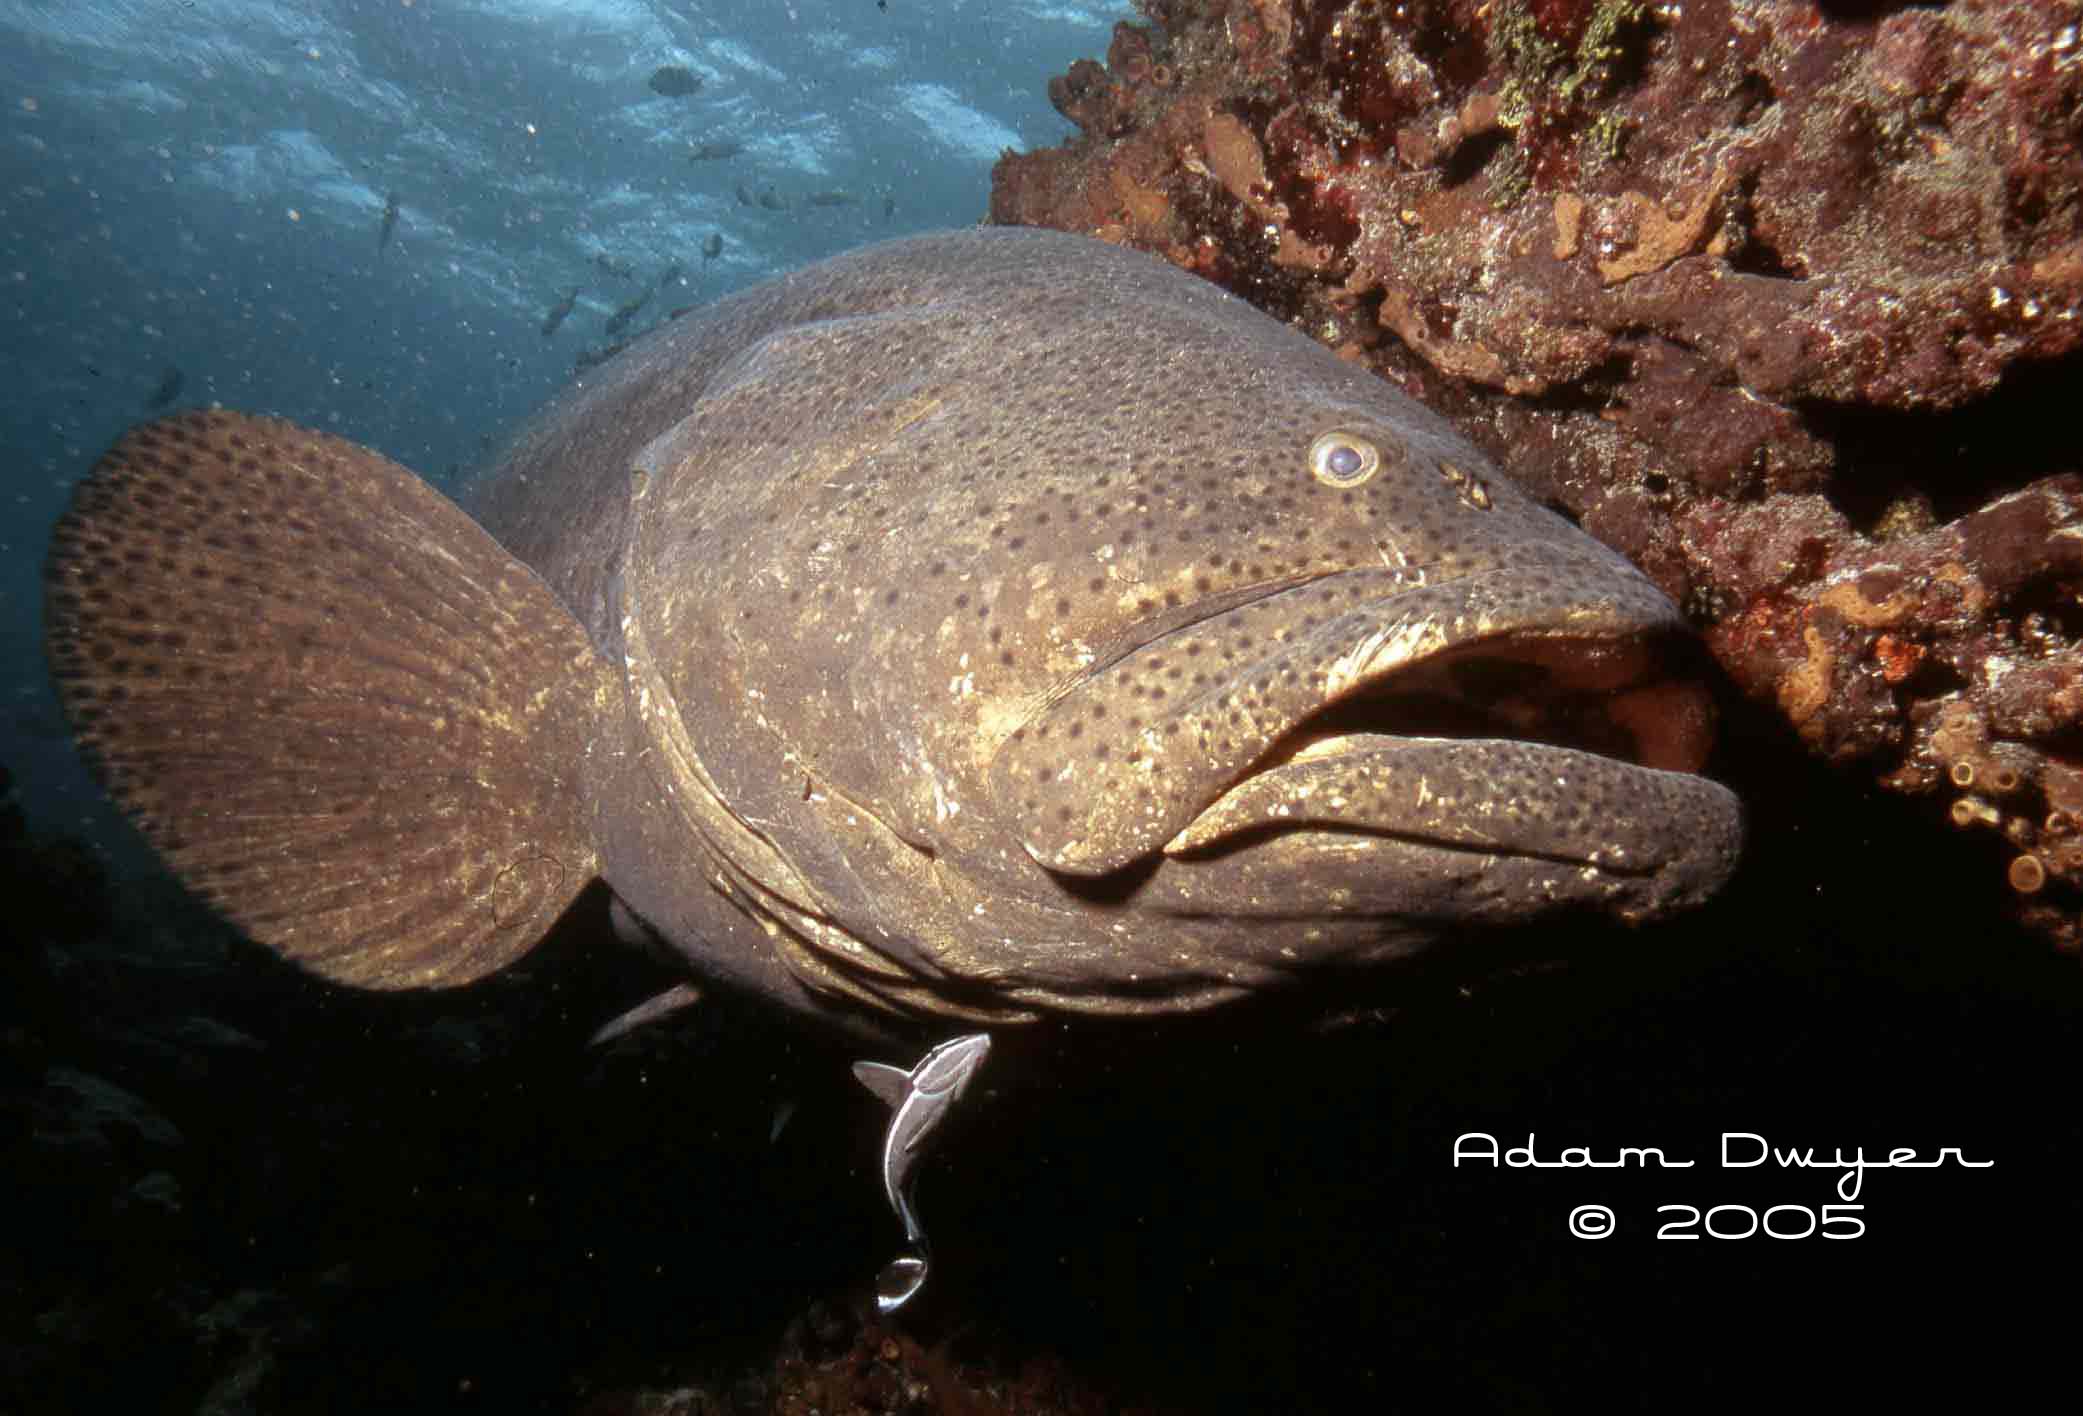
[{"left": 44, "top": 227, "right": 1741, "bottom": 1041}]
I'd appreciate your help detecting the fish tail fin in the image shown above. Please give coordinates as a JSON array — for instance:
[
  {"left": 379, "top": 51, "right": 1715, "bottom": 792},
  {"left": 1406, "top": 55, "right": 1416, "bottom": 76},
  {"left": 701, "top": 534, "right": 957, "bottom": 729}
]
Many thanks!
[{"left": 44, "top": 410, "right": 617, "bottom": 989}]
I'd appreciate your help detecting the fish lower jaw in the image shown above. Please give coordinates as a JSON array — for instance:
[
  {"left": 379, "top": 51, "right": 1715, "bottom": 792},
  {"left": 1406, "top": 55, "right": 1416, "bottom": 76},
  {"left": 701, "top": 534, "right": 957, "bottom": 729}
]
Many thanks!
[
  {"left": 1161, "top": 729, "right": 1399, "bottom": 856},
  {"left": 1157, "top": 728, "right": 1738, "bottom": 881}
]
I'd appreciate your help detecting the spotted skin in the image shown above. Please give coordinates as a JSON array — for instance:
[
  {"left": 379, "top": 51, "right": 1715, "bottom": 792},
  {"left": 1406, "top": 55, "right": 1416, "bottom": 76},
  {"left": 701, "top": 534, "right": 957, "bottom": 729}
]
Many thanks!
[{"left": 47, "top": 228, "right": 1741, "bottom": 1037}]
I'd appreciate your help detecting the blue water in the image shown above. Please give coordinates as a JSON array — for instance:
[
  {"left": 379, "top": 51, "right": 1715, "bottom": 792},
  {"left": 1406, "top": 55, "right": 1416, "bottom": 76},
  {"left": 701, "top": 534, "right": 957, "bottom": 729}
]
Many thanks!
[{"left": 0, "top": 0, "right": 1125, "bottom": 848}]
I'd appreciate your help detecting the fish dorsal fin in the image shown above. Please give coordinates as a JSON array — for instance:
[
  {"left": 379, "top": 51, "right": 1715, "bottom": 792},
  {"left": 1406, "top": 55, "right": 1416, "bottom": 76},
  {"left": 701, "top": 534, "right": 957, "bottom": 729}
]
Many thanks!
[
  {"left": 45, "top": 411, "right": 617, "bottom": 989},
  {"left": 851, "top": 1060, "right": 912, "bottom": 1109}
]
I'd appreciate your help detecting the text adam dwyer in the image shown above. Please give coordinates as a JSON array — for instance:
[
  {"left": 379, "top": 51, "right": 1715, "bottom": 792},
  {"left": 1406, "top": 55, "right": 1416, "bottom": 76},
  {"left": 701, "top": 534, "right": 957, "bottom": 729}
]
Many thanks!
[{"left": 1454, "top": 1133, "right": 1994, "bottom": 1201}]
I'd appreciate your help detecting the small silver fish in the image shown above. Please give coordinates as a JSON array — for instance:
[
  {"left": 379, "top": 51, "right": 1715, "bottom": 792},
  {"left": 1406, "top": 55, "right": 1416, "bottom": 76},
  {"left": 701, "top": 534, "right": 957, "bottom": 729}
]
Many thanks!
[{"left": 853, "top": 1033, "right": 992, "bottom": 1313}]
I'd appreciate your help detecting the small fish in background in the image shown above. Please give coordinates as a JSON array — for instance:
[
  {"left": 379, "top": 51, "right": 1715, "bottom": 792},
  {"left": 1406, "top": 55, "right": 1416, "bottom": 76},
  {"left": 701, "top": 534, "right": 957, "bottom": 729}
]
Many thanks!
[
  {"left": 734, "top": 181, "right": 754, "bottom": 206},
  {"left": 603, "top": 289, "right": 651, "bottom": 338},
  {"left": 376, "top": 191, "right": 400, "bottom": 252},
  {"left": 647, "top": 65, "right": 701, "bottom": 97},
  {"left": 572, "top": 337, "right": 629, "bottom": 372},
  {"left": 143, "top": 364, "right": 184, "bottom": 410},
  {"left": 701, "top": 232, "right": 723, "bottom": 262},
  {"left": 805, "top": 191, "right": 857, "bottom": 208},
  {"left": 757, "top": 186, "right": 788, "bottom": 211},
  {"left": 883, "top": 194, "right": 896, "bottom": 222},
  {"left": 540, "top": 287, "right": 579, "bottom": 338},
  {"left": 593, "top": 253, "right": 636, "bottom": 280},
  {"left": 686, "top": 140, "right": 742, "bottom": 162},
  {"left": 597, "top": 260, "right": 684, "bottom": 341}
]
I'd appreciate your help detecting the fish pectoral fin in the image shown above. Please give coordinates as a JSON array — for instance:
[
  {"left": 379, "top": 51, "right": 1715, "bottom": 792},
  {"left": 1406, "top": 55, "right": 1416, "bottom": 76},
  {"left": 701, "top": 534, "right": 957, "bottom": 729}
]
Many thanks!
[
  {"left": 851, "top": 1060, "right": 912, "bottom": 1109},
  {"left": 587, "top": 981, "right": 704, "bottom": 1046},
  {"left": 46, "top": 410, "right": 617, "bottom": 991}
]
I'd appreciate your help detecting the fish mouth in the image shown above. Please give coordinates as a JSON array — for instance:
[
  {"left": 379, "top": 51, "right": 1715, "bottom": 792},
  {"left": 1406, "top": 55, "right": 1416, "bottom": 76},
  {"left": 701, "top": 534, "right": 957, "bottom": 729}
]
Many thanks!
[
  {"left": 1158, "top": 636, "right": 1716, "bottom": 863},
  {"left": 991, "top": 565, "right": 1737, "bottom": 887}
]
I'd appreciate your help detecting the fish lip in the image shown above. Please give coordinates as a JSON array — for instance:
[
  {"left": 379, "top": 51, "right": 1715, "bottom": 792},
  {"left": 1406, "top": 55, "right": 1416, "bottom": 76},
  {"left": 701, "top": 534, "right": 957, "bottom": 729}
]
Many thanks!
[
  {"left": 1160, "top": 733, "right": 1737, "bottom": 874},
  {"left": 994, "top": 562, "right": 1726, "bottom": 877},
  {"left": 1141, "top": 744, "right": 1744, "bottom": 932}
]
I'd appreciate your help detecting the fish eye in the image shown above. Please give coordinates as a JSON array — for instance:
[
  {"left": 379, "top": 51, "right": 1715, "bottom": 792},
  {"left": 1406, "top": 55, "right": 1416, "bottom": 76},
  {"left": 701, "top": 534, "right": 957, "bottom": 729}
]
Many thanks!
[{"left": 1308, "top": 432, "right": 1380, "bottom": 488}]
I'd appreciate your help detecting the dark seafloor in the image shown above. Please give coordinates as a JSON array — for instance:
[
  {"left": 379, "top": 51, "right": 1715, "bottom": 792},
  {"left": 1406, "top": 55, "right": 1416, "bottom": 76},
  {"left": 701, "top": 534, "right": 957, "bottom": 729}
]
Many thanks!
[{"left": 9, "top": 0, "right": 2083, "bottom": 1411}]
